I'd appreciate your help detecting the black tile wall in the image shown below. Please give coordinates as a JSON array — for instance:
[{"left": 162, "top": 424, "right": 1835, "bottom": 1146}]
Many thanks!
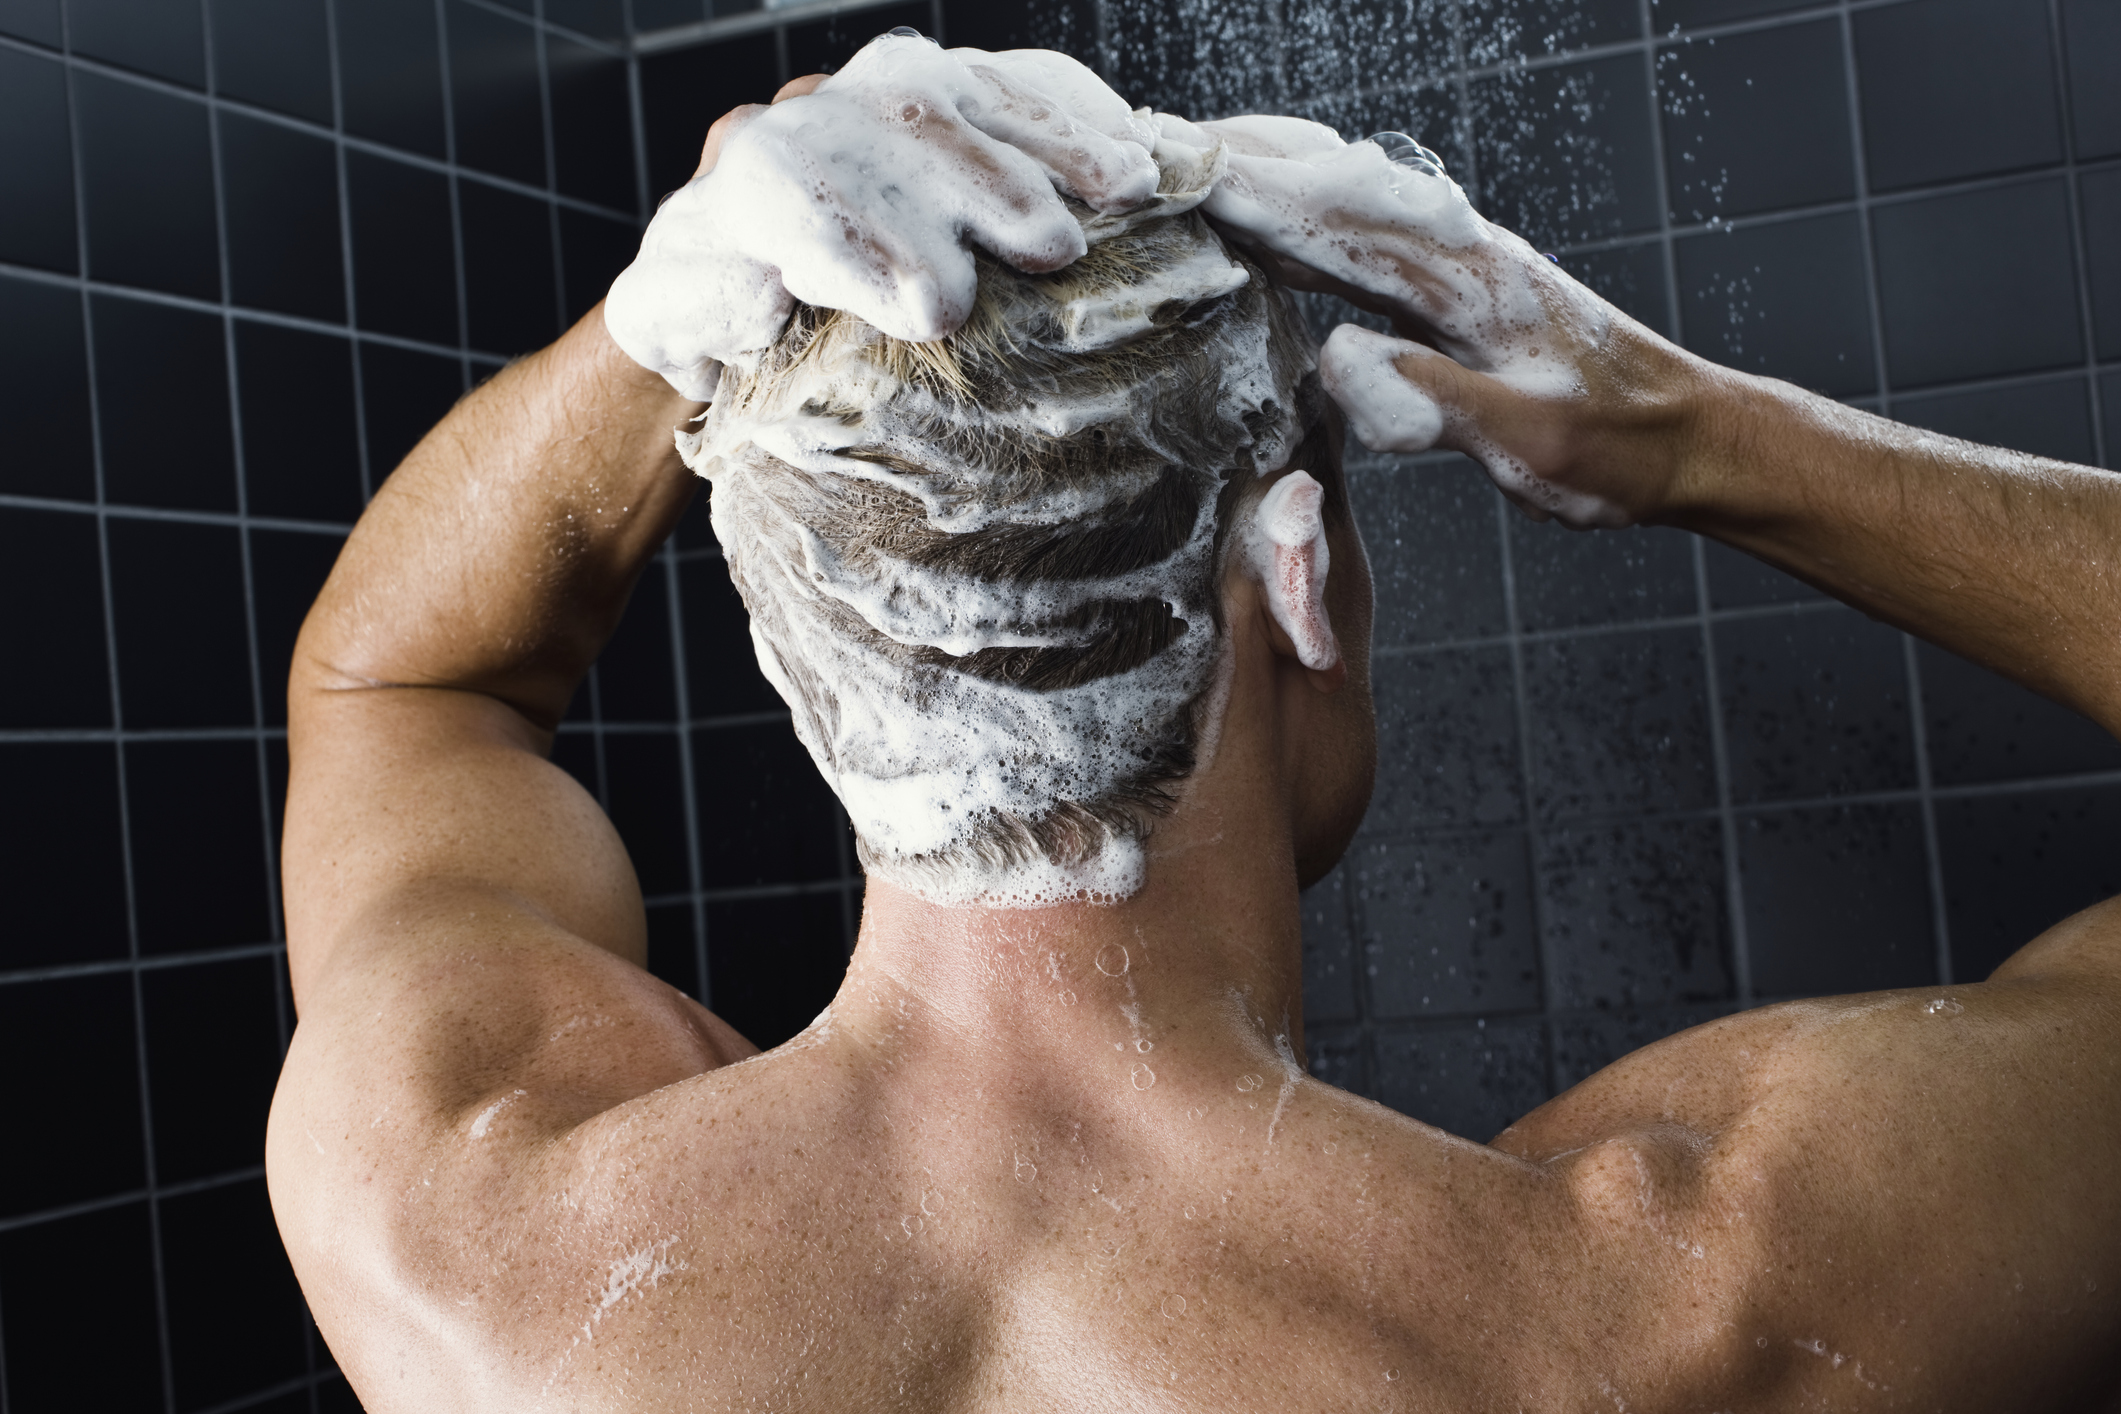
[
  {"left": 1853, "top": 0, "right": 2062, "bottom": 193},
  {"left": 76, "top": 70, "right": 222, "bottom": 300},
  {"left": 1872, "top": 179, "right": 2082, "bottom": 389},
  {"left": 1658, "top": 20, "right": 1854, "bottom": 224},
  {"left": 70, "top": 0, "right": 206, "bottom": 87},
  {"left": 4, "top": 3, "right": 2117, "bottom": 1405},
  {"left": 209, "top": 0, "right": 334, "bottom": 124},
  {"left": 219, "top": 110, "right": 346, "bottom": 323},
  {"left": 1676, "top": 212, "right": 1876, "bottom": 395},
  {"left": 0, "top": 46, "right": 77, "bottom": 274}
]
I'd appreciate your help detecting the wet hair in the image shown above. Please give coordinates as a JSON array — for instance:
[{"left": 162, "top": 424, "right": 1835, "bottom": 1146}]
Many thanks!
[{"left": 682, "top": 199, "right": 1327, "bottom": 905}]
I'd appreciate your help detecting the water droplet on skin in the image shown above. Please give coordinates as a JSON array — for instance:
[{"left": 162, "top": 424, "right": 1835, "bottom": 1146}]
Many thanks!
[
  {"left": 1161, "top": 1294, "right": 1188, "bottom": 1318},
  {"left": 1095, "top": 944, "right": 1131, "bottom": 977},
  {"left": 1924, "top": 997, "right": 1964, "bottom": 1016},
  {"left": 1059, "top": 990, "right": 1077, "bottom": 1006},
  {"left": 1236, "top": 1074, "right": 1264, "bottom": 1093},
  {"left": 1132, "top": 1063, "right": 1157, "bottom": 1090},
  {"left": 1015, "top": 1154, "right": 1038, "bottom": 1183},
  {"left": 901, "top": 1215, "right": 924, "bottom": 1238},
  {"left": 1324, "top": 1142, "right": 1338, "bottom": 1155},
  {"left": 1135, "top": 1038, "right": 1154, "bottom": 1053},
  {"left": 1385, "top": 1370, "right": 1399, "bottom": 1382},
  {"left": 1757, "top": 1337, "right": 1768, "bottom": 1348},
  {"left": 1183, "top": 1206, "right": 1197, "bottom": 1219}
]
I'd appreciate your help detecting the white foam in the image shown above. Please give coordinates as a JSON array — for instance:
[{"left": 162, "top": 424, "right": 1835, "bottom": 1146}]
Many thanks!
[
  {"left": 604, "top": 36, "right": 1168, "bottom": 398},
  {"left": 1241, "top": 470, "right": 1340, "bottom": 672}
]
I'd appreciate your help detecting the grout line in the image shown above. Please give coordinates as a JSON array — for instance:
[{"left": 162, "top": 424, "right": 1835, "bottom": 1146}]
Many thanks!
[
  {"left": 322, "top": 0, "right": 377, "bottom": 506},
  {"left": 0, "top": 491, "right": 347, "bottom": 535},
  {"left": 0, "top": 1167, "right": 268, "bottom": 1239},
  {"left": 0, "top": 726, "right": 289, "bottom": 744},
  {"left": 1691, "top": 536, "right": 1753, "bottom": 1009},
  {"left": 0, "top": 944, "right": 289, "bottom": 991},
  {"left": 624, "top": 0, "right": 652, "bottom": 222},
  {"left": 2048, "top": 0, "right": 2109, "bottom": 471},
  {"left": 1902, "top": 635, "right": 1954, "bottom": 984},
  {"left": 635, "top": 0, "right": 912, "bottom": 53},
  {"left": 536, "top": 0, "right": 570, "bottom": 339},
  {"left": 436, "top": 0, "right": 475, "bottom": 389},
  {"left": 0, "top": 1277, "right": 8, "bottom": 1414},
  {"left": 1488, "top": 486, "right": 1556, "bottom": 1090},
  {"left": 658, "top": 541, "right": 714, "bottom": 1008}
]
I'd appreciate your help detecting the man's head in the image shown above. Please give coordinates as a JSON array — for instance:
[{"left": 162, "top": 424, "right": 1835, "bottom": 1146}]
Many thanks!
[{"left": 682, "top": 148, "right": 1355, "bottom": 906}]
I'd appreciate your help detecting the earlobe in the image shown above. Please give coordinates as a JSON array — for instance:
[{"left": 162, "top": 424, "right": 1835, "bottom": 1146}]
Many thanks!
[{"left": 1248, "top": 471, "right": 1343, "bottom": 680}]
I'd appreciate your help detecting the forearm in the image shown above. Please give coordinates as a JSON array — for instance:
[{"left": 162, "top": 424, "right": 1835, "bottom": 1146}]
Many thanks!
[
  {"left": 1665, "top": 366, "right": 2121, "bottom": 737},
  {"left": 295, "top": 306, "right": 702, "bottom": 728}
]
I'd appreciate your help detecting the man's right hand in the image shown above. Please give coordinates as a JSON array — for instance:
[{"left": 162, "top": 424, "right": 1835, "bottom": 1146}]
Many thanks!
[{"left": 604, "top": 36, "right": 1164, "bottom": 399}]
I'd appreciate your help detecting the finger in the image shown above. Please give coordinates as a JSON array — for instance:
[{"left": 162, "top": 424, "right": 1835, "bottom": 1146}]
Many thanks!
[
  {"left": 1319, "top": 324, "right": 1455, "bottom": 455},
  {"left": 957, "top": 55, "right": 1158, "bottom": 213},
  {"left": 774, "top": 74, "right": 826, "bottom": 102},
  {"left": 695, "top": 103, "right": 766, "bottom": 180}
]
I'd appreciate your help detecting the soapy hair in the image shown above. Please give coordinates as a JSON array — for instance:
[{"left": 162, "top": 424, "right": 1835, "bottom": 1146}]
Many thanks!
[{"left": 682, "top": 158, "right": 1326, "bottom": 906}]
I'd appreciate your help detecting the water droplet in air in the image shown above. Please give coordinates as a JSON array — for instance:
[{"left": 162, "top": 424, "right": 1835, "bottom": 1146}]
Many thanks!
[
  {"left": 1132, "top": 1063, "right": 1157, "bottom": 1090},
  {"left": 1095, "top": 944, "right": 1131, "bottom": 977},
  {"left": 1161, "top": 1294, "right": 1188, "bottom": 1318},
  {"left": 1924, "top": 997, "right": 1963, "bottom": 1016},
  {"left": 1236, "top": 1073, "right": 1264, "bottom": 1093}
]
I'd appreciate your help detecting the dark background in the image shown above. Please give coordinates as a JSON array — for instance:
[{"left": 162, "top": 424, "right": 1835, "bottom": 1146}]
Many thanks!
[{"left": 1, "top": 0, "right": 2115, "bottom": 1407}]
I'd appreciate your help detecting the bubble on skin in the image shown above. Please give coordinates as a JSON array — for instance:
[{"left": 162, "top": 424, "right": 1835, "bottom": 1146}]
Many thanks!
[
  {"left": 1131, "top": 1063, "right": 1157, "bottom": 1090},
  {"left": 1059, "top": 990, "right": 1077, "bottom": 1006},
  {"left": 1236, "top": 1073, "right": 1264, "bottom": 1092},
  {"left": 1135, "top": 1038, "right": 1154, "bottom": 1053},
  {"left": 902, "top": 1214, "right": 925, "bottom": 1237},
  {"left": 1924, "top": 997, "right": 1964, "bottom": 1016},
  {"left": 1161, "top": 1294, "right": 1189, "bottom": 1318},
  {"left": 1095, "top": 944, "right": 1131, "bottom": 977},
  {"left": 1014, "top": 1153, "right": 1039, "bottom": 1182}
]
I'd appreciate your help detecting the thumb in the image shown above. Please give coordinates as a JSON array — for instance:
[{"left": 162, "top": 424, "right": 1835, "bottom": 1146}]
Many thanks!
[{"left": 1319, "top": 323, "right": 1585, "bottom": 525}]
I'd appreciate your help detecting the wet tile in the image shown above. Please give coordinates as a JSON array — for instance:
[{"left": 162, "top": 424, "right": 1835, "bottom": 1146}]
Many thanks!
[
  {"left": 1650, "top": 0, "right": 1812, "bottom": 27},
  {"left": 1523, "top": 626, "right": 1717, "bottom": 820},
  {"left": 1536, "top": 817, "right": 1731, "bottom": 1010},
  {"left": 646, "top": 900, "right": 701, "bottom": 999},
  {"left": 2084, "top": 167, "right": 2121, "bottom": 364},
  {"left": 126, "top": 738, "right": 273, "bottom": 954},
  {"left": 706, "top": 891, "right": 849, "bottom": 1048},
  {"left": 0, "top": 47, "right": 76, "bottom": 273},
  {"left": 1372, "top": 1016, "right": 1549, "bottom": 1140},
  {"left": 106, "top": 516, "right": 253, "bottom": 728},
  {"left": 1559, "top": 241, "right": 1670, "bottom": 337},
  {"left": 70, "top": 0, "right": 205, "bottom": 86},
  {"left": 1872, "top": 179, "right": 2081, "bottom": 389},
  {"left": 1460, "top": 0, "right": 1638, "bottom": 65},
  {"left": 1919, "top": 642, "right": 2121, "bottom": 787},
  {"left": 161, "top": 1179, "right": 310, "bottom": 1410},
  {"left": 459, "top": 179, "right": 560, "bottom": 356},
  {"left": 1892, "top": 376, "right": 2096, "bottom": 467},
  {"left": 1675, "top": 211, "right": 1875, "bottom": 396},
  {"left": 337, "top": 0, "right": 448, "bottom": 158},
  {"left": 545, "top": 0, "right": 627, "bottom": 39},
  {"left": 1366, "top": 647, "right": 1524, "bottom": 834},
  {"left": 1716, "top": 606, "right": 1916, "bottom": 803},
  {"left": 210, "top": 0, "right": 333, "bottom": 123},
  {"left": 220, "top": 111, "right": 345, "bottom": 323},
  {"left": 1854, "top": 0, "right": 2062, "bottom": 193},
  {"left": 1105, "top": 0, "right": 1282, "bottom": 115},
  {"left": 691, "top": 722, "right": 843, "bottom": 887},
  {"left": 76, "top": 72, "right": 220, "bottom": 300},
  {"left": 1657, "top": 20, "right": 1854, "bottom": 223},
  {"left": 1508, "top": 521, "right": 1695, "bottom": 631},
  {"left": 942, "top": 0, "right": 1099, "bottom": 65},
  {"left": 2063, "top": 0, "right": 2121, "bottom": 159},
  {"left": 236, "top": 321, "right": 364, "bottom": 523},
  {"left": 1348, "top": 457, "right": 1507, "bottom": 648},
  {"left": 448, "top": 0, "right": 546, "bottom": 187},
  {"left": 143, "top": 956, "right": 283, "bottom": 1183},
  {"left": 1304, "top": 1026, "right": 1369, "bottom": 1096},
  {"left": 92, "top": 294, "right": 236, "bottom": 512},
  {"left": 681, "top": 553, "right": 784, "bottom": 718},
  {"left": 601, "top": 563, "right": 678, "bottom": 721},
  {"left": 1469, "top": 53, "right": 1661, "bottom": 250},
  {"left": 1352, "top": 831, "right": 1541, "bottom": 1018},
  {"left": 0, "top": 974, "right": 145, "bottom": 1216},
  {"left": 550, "top": 35, "right": 637, "bottom": 213},
  {"left": 1300, "top": 863, "right": 1359, "bottom": 1025},
  {"left": 0, "top": 743, "right": 127, "bottom": 969},
  {"left": 0, "top": 1202, "right": 163, "bottom": 1409},
  {"left": 1939, "top": 785, "right": 2121, "bottom": 982},
  {"left": 0, "top": 506, "right": 111, "bottom": 728},
  {"left": 1740, "top": 803, "right": 1936, "bottom": 996},
  {"left": 0, "top": 0, "right": 61, "bottom": 43},
  {"left": 1702, "top": 538, "right": 1823, "bottom": 609},
  {"left": 785, "top": 1, "right": 931, "bottom": 78},
  {"left": 0, "top": 277, "right": 91, "bottom": 500}
]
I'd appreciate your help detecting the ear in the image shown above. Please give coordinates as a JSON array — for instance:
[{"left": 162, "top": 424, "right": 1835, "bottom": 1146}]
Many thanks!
[{"left": 1246, "top": 471, "right": 1345, "bottom": 689}]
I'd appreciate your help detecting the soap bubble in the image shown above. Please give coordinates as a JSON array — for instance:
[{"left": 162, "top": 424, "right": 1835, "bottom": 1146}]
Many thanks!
[
  {"left": 1132, "top": 1063, "right": 1157, "bottom": 1090},
  {"left": 1095, "top": 944, "right": 1131, "bottom": 977},
  {"left": 1135, "top": 1038, "right": 1154, "bottom": 1053},
  {"left": 1924, "top": 997, "right": 1964, "bottom": 1016},
  {"left": 1161, "top": 1294, "right": 1189, "bottom": 1318},
  {"left": 1236, "top": 1073, "right": 1264, "bottom": 1093},
  {"left": 1015, "top": 1153, "right": 1038, "bottom": 1183},
  {"left": 1367, "top": 132, "right": 1448, "bottom": 179},
  {"left": 1060, "top": 990, "right": 1077, "bottom": 1006}
]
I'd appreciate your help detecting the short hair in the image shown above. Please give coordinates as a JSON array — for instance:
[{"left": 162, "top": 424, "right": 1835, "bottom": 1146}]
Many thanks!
[{"left": 681, "top": 156, "right": 1325, "bottom": 905}]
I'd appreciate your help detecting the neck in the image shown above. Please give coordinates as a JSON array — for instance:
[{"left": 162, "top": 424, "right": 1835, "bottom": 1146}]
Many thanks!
[{"left": 831, "top": 755, "right": 1309, "bottom": 1107}]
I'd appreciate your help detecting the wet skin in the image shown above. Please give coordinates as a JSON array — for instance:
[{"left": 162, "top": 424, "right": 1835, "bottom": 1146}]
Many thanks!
[{"left": 269, "top": 84, "right": 2121, "bottom": 1413}]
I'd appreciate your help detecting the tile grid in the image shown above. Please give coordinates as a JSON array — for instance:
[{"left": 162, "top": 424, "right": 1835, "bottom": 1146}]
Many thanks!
[{"left": 2048, "top": 0, "right": 2110, "bottom": 471}]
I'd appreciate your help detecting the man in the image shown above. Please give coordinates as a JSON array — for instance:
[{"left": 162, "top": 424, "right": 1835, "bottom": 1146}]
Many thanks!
[{"left": 268, "top": 36, "right": 2121, "bottom": 1412}]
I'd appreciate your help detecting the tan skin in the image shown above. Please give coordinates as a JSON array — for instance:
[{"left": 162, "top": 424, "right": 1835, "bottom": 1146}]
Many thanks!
[{"left": 268, "top": 80, "right": 2121, "bottom": 1412}]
